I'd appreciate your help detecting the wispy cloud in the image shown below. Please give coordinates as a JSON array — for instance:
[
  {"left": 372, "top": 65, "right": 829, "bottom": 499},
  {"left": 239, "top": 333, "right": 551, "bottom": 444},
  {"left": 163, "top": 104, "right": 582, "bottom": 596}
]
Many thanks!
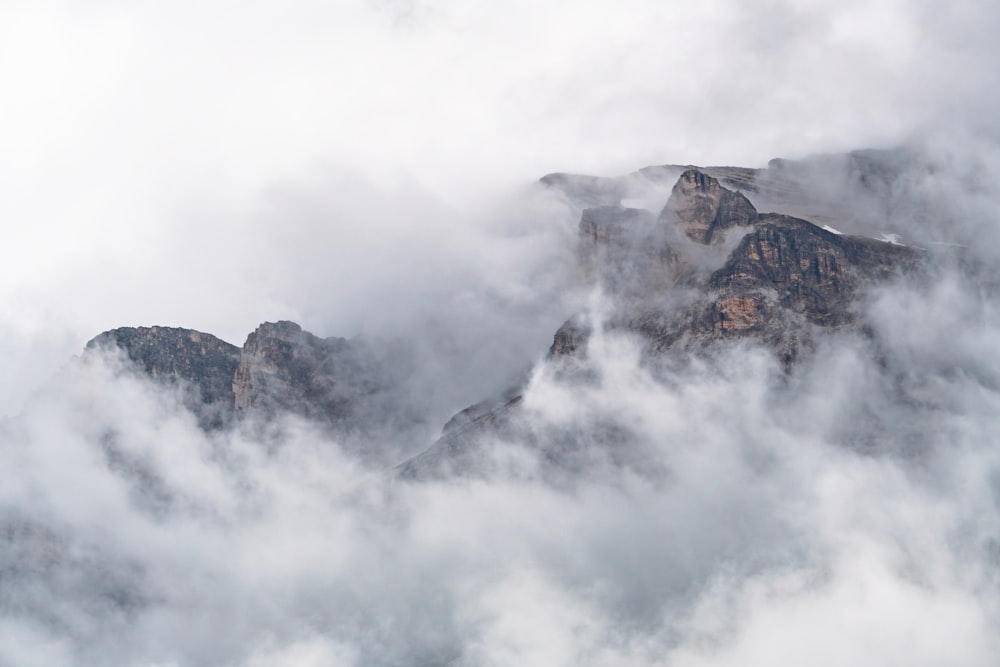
[{"left": 2, "top": 2, "right": 1000, "bottom": 665}]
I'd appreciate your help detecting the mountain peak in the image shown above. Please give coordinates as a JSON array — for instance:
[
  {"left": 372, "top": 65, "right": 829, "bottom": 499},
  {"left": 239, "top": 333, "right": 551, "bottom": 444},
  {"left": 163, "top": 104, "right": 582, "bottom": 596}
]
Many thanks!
[
  {"left": 661, "top": 168, "right": 759, "bottom": 244},
  {"left": 81, "top": 154, "right": 928, "bottom": 477},
  {"left": 85, "top": 325, "right": 240, "bottom": 428}
]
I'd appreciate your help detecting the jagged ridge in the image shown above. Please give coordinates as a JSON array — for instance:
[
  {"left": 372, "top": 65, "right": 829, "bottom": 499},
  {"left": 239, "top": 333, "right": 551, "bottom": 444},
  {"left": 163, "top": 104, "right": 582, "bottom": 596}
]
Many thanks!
[
  {"left": 83, "top": 155, "right": 927, "bottom": 478},
  {"left": 398, "top": 166, "right": 923, "bottom": 478}
]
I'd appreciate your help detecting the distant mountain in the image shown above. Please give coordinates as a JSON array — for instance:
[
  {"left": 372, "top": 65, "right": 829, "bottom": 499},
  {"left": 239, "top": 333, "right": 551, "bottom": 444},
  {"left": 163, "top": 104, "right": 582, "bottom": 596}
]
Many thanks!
[
  {"left": 84, "top": 151, "right": 928, "bottom": 477},
  {"left": 86, "top": 321, "right": 424, "bottom": 453},
  {"left": 398, "top": 164, "right": 922, "bottom": 478},
  {"left": 540, "top": 146, "right": 928, "bottom": 233},
  {"left": 86, "top": 326, "right": 241, "bottom": 430}
]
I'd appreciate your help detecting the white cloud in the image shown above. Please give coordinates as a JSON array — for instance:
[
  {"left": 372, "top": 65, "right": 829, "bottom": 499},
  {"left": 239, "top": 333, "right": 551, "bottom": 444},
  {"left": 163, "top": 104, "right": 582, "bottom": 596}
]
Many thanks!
[{"left": 2, "top": 1, "right": 1000, "bottom": 665}]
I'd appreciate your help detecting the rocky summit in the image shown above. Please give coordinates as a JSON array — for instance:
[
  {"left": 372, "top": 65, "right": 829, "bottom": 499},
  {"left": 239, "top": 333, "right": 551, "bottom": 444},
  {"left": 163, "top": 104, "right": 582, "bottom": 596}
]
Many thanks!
[
  {"left": 84, "top": 152, "right": 926, "bottom": 476},
  {"left": 86, "top": 326, "right": 241, "bottom": 429},
  {"left": 398, "top": 161, "right": 924, "bottom": 478},
  {"left": 86, "top": 320, "right": 413, "bottom": 441},
  {"left": 663, "top": 169, "right": 759, "bottom": 244}
]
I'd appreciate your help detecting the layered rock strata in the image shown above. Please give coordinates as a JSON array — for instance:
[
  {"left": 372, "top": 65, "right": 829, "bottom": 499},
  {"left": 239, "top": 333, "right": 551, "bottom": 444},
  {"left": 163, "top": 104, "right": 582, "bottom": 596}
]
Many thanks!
[
  {"left": 82, "top": 153, "right": 929, "bottom": 478},
  {"left": 86, "top": 321, "right": 399, "bottom": 436},
  {"left": 399, "top": 167, "right": 923, "bottom": 478}
]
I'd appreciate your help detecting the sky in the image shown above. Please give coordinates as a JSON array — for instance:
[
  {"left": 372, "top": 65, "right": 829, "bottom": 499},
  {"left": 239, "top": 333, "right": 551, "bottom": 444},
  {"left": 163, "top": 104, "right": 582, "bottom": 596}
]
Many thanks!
[
  {"left": 2, "top": 1, "right": 1000, "bottom": 665},
  {"left": 2, "top": 0, "right": 999, "bottom": 409}
]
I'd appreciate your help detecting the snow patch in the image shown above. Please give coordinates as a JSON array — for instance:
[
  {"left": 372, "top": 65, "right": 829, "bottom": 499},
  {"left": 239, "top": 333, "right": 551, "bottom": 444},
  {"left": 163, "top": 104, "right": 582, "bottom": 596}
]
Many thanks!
[{"left": 877, "top": 232, "right": 905, "bottom": 246}]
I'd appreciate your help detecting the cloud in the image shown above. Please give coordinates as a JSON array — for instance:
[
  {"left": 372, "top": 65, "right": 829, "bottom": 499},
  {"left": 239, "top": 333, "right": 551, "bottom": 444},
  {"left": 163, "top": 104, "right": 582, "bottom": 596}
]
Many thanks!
[
  {"left": 2, "top": 1, "right": 1000, "bottom": 665},
  {"left": 3, "top": 1, "right": 998, "bottom": 415},
  {"left": 6, "top": 230, "right": 1000, "bottom": 664}
]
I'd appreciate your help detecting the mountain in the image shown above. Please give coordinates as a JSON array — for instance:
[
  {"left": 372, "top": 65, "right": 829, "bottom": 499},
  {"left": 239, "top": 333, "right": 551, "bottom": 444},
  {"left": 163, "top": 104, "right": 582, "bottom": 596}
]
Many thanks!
[
  {"left": 82, "top": 151, "right": 926, "bottom": 478},
  {"left": 86, "top": 326, "right": 241, "bottom": 430},
  {"left": 86, "top": 321, "right": 425, "bottom": 455},
  {"left": 397, "top": 165, "right": 922, "bottom": 478},
  {"left": 18, "top": 146, "right": 994, "bottom": 666},
  {"left": 539, "top": 147, "right": 928, "bottom": 234}
]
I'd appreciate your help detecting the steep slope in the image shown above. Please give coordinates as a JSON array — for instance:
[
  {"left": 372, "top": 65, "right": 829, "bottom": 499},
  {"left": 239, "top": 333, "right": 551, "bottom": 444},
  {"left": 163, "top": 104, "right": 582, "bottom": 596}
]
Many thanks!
[
  {"left": 85, "top": 321, "right": 418, "bottom": 446},
  {"left": 86, "top": 326, "right": 241, "bottom": 429},
  {"left": 233, "top": 321, "right": 366, "bottom": 423},
  {"left": 80, "top": 152, "right": 928, "bottom": 479},
  {"left": 662, "top": 168, "right": 759, "bottom": 244},
  {"left": 398, "top": 168, "right": 923, "bottom": 478}
]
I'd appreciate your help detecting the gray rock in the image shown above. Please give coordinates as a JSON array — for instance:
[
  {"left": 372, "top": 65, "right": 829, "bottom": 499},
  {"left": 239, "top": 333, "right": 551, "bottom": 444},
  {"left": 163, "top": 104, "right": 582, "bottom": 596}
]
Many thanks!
[
  {"left": 86, "top": 326, "right": 240, "bottom": 429},
  {"left": 233, "top": 320, "right": 355, "bottom": 421},
  {"left": 401, "top": 166, "right": 925, "bottom": 479},
  {"left": 80, "top": 151, "right": 934, "bottom": 479}
]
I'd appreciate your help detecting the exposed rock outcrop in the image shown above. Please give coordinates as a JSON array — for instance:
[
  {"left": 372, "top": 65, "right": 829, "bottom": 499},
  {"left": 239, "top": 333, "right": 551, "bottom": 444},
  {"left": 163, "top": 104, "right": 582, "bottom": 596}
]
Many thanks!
[
  {"left": 578, "top": 206, "right": 685, "bottom": 296},
  {"left": 541, "top": 147, "right": 932, "bottom": 238},
  {"left": 709, "top": 214, "right": 920, "bottom": 326},
  {"left": 86, "top": 326, "right": 240, "bottom": 428},
  {"left": 86, "top": 321, "right": 413, "bottom": 440},
  {"left": 401, "top": 166, "right": 925, "bottom": 478},
  {"left": 662, "top": 169, "right": 758, "bottom": 244},
  {"left": 233, "top": 320, "right": 357, "bottom": 420},
  {"left": 548, "top": 318, "right": 590, "bottom": 358},
  {"left": 82, "top": 150, "right": 932, "bottom": 480},
  {"left": 571, "top": 178, "right": 922, "bottom": 356}
]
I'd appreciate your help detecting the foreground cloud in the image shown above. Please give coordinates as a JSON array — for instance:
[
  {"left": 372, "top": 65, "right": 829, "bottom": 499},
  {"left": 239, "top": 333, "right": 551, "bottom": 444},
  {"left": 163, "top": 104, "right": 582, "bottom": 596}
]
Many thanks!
[{"left": 4, "top": 151, "right": 1000, "bottom": 662}]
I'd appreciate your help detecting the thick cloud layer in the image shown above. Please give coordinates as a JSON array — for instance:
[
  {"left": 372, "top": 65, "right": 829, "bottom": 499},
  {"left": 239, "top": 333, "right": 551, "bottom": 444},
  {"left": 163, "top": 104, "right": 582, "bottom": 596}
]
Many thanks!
[
  {"left": 3, "top": 1, "right": 1000, "bottom": 665},
  {"left": 5, "top": 252, "right": 1000, "bottom": 666}
]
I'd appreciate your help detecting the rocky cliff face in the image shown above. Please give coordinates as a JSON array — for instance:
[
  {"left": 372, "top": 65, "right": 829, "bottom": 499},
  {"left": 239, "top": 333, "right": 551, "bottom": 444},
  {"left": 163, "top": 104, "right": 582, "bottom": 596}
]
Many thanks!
[
  {"left": 540, "top": 170, "right": 922, "bottom": 364},
  {"left": 86, "top": 326, "right": 241, "bottom": 429},
  {"left": 233, "top": 321, "right": 354, "bottom": 419},
  {"left": 398, "top": 164, "right": 924, "bottom": 479},
  {"left": 85, "top": 320, "right": 412, "bottom": 443},
  {"left": 709, "top": 214, "right": 919, "bottom": 325},
  {"left": 662, "top": 169, "right": 758, "bottom": 244},
  {"left": 578, "top": 206, "right": 684, "bottom": 297},
  {"left": 83, "top": 151, "right": 929, "bottom": 478}
]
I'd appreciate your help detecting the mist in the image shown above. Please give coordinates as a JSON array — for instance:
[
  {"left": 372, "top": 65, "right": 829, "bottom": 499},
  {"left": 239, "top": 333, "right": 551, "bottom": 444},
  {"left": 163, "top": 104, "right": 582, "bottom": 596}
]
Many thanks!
[
  {"left": 3, "top": 1, "right": 1000, "bottom": 665},
  {"left": 6, "top": 250, "right": 1000, "bottom": 665}
]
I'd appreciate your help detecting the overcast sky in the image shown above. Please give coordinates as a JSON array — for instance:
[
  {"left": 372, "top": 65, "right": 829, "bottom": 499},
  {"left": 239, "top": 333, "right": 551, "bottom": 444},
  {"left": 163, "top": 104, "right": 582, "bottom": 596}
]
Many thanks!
[
  {"left": 1, "top": 0, "right": 998, "bottom": 402},
  {"left": 4, "top": 3, "right": 1000, "bottom": 666}
]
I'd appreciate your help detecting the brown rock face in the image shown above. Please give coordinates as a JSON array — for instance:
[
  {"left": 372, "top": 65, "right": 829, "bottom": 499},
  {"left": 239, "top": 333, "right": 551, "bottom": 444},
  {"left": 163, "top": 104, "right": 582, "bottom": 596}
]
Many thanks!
[
  {"left": 710, "top": 214, "right": 920, "bottom": 326},
  {"left": 711, "top": 294, "right": 765, "bottom": 332},
  {"left": 662, "top": 169, "right": 758, "bottom": 244},
  {"left": 400, "top": 166, "right": 927, "bottom": 479},
  {"left": 566, "top": 172, "right": 921, "bottom": 359}
]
